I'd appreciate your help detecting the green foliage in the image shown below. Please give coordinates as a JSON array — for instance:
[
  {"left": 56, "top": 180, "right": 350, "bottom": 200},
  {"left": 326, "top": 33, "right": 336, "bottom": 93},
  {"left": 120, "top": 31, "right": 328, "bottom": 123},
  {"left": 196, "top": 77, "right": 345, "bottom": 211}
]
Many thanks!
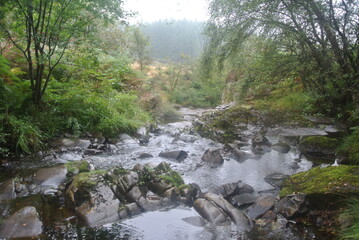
[
  {"left": 0, "top": 0, "right": 125, "bottom": 104},
  {"left": 66, "top": 161, "right": 91, "bottom": 176},
  {"left": 1, "top": 115, "right": 43, "bottom": 154},
  {"left": 341, "top": 199, "right": 359, "bottom": 239},
  {"left": 158, "top": 171, "right": 184, "bottom": 187},
  {"left": 203, "top": 0, "right": 359, "bottom": 117},
  {"left": 171, "top": 77, "right": 224, "bottom": 108},
  {"left": 338, "top": 127, "right": 359, "bottom": 164}
]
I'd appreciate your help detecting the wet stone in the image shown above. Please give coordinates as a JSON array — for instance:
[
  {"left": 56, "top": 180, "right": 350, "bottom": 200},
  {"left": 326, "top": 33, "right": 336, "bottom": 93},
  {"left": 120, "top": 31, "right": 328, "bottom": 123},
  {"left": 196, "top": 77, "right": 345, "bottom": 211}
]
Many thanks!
[
  {"left": 0, "top": 179, "right": 16, "bottom": 201},
  {"left": 264, "top": 173, "right": 289, "bottom": 188},
  {"left": 0, "top": 206, "right": 43, "bottom": 239},
  {"left": 271, "top": 142, "right": 291, "bottom": 154},
  {"left": 201, "top": 148, "right": 224, "bottom": 166},
  {"left": 231, "top": 193, "right": 258, "bottom": 208},
  {"left": 159, "top": 150, "right": 188, "bottom": 162},
  {"left": 246, "top": 195, "right": 276, "bottom": 220}
]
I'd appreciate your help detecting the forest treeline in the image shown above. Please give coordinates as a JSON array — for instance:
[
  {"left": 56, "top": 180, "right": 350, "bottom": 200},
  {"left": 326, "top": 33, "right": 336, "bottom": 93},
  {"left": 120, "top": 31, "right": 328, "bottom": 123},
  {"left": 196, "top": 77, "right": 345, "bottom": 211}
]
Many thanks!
[{"left": 0, "top": 0, "right": 358, "bottom": 165}]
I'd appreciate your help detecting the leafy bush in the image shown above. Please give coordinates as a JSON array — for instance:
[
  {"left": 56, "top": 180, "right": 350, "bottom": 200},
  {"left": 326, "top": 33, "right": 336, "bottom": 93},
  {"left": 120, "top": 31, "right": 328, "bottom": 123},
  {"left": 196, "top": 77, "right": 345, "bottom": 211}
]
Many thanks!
[
  {"left": 171, "top": 78, "right": 224, "bottom": 108},
  {"left": 45, "top": 79, "right": 150, "bottom": 138},
  {"left": 1, "top": 115, "right": 43, "bottom": 154},
  {"left": 337, "top": 127, "right": 359, "bottom": 164}
]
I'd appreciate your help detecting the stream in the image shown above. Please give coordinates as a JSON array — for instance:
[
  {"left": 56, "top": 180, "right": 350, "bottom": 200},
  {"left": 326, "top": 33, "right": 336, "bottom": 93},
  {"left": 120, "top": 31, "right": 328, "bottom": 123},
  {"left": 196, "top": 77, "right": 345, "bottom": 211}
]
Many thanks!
[{"left": 0, "top": 107, "right": 317, "bottom": 240}]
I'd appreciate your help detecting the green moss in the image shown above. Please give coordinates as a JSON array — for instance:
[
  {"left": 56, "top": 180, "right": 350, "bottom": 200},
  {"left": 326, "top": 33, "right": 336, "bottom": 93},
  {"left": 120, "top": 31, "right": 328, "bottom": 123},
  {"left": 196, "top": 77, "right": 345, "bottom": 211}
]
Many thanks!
[
  {"left": 72, "top": 170, "right": 107, "bottom": 189},
  {"left": 66, "top": 160, "right": 91, "bottom": 175},
  {"left": 300, "top": 136, "right": 339, "bottom": 149},
  {"left": 158, "top": 171, "right": 184, "bottom": 187},
  {"left": 280, "top": 166, "right": 359, "bottom": 197},
  {"left": 113, "top": 168, "right": 129, "bottom": 175}
]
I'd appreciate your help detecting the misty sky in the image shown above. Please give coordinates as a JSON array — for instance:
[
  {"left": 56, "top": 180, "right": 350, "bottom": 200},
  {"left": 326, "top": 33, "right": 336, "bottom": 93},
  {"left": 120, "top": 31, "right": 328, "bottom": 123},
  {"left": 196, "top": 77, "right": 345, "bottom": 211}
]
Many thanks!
[{"left": 123, "top": 0, "right": 209, "bottom": 23}]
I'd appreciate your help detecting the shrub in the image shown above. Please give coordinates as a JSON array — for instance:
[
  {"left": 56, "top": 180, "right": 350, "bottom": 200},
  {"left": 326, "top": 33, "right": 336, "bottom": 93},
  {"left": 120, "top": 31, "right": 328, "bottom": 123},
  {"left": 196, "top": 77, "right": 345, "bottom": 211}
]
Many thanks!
[
  {"left": 337, "top": 127, "right": 359, "bottom": 164},
  {"left": 1, "top": 115, "right": 43, "bottom": 154}
]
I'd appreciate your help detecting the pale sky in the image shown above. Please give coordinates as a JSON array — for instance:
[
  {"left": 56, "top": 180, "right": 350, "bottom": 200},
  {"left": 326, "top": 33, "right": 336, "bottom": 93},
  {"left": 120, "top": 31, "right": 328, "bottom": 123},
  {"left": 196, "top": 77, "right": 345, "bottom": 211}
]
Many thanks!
[{"left": 123, "top": 0, "right": 209, "bottom": 23}]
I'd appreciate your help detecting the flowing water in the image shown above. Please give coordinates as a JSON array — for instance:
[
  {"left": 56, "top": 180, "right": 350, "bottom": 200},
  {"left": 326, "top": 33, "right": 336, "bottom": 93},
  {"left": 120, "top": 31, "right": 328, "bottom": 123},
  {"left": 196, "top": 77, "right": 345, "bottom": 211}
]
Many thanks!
[{"left": 0, "top": 108, "right": 315, "bottom": 240}]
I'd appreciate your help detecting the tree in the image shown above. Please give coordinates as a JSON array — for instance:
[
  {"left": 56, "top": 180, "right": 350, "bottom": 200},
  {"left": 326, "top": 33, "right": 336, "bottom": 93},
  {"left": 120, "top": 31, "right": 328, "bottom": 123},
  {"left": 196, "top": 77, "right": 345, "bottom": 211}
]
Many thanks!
[
  {"left": 130, "top": 27, "right": 150, "bottom": 70},
  {"left": 204, "top": 0, "right": 359, "bottom": 115},
  {"left": 0, "top": 0, "right": 124, "bottom": 105}
]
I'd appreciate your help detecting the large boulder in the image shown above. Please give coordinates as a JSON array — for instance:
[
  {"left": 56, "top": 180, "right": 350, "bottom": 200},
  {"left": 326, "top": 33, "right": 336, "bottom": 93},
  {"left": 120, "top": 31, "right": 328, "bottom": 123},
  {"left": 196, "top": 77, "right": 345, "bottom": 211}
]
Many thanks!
[
  {"left": 0, "top": 206, "right": 43, "bottom": 239},
  {"left": 298, "top": 136, "right": 338, "bottom": 157},
  {"left": 193, "top": 192, "right": 250, "bottom": 230},
  {"left": 201, "top": 148, "right": 224, "bottom": 166},
  {"left": 65, "top": 172, "right": 121, "bottom": 227},
  {"left": 159, "top": 150, "right": 188, "bottom": 161}
]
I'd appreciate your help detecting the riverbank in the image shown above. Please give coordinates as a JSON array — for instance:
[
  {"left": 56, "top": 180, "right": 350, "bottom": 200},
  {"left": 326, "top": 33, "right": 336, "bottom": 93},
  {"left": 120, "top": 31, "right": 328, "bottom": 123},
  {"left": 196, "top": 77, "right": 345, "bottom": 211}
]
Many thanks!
[{"left": 0, "top": 105, "right": 357, "bottom": 239}]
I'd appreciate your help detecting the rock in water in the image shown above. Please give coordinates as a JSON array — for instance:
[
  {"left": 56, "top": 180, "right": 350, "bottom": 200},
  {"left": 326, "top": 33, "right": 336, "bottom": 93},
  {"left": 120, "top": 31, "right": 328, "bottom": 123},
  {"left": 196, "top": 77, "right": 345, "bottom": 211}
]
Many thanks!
[
  {"left": 193, "top": 192, "right": 250, "bottom": 230},
  {"left": 201, "top": 148, "right": 224, "bottom": 166},
  {"left": 271, "top": 142, "right": 291, "bottom": 154},
  {"left": 246, "top": 195, "right": 276, "bottom": 220},
  {"left": 0, "top": 179, "right": 16, "bottom": 201},
  {"left": 159, "top": 150, "right": 188, "bottom": 161},
  {"left": 0, "top": 206, "right": 43, "bottom": 239},
  {"left": 251, "top": 134, "right": 271, "bottom": 147}
]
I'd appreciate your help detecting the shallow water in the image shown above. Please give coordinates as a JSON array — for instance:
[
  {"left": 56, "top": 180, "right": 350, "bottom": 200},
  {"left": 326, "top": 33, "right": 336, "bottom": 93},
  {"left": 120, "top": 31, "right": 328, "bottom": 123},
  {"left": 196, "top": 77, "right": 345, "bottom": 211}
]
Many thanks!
[{"left": 0, "top": 108, "right": 315, "bottom": 240}]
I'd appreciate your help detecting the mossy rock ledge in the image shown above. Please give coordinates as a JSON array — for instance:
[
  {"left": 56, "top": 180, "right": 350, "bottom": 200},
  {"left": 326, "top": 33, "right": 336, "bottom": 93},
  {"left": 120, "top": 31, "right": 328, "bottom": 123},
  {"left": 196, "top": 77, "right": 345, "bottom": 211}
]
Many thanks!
[
  {"left": 279, "top": 166, "right": 359, "bottom": 237},
  {"left": 280, "top": 165, "right": 359, "bottom": 208},
  {"left": 298, "top": 136, "right": 339, "bottom": 164}
]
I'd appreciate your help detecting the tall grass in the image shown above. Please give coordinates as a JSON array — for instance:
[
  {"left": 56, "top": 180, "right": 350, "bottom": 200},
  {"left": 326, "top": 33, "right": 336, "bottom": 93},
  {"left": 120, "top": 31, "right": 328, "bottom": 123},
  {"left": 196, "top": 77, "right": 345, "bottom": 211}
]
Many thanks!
[{"left": 341, "top": 198, "right": 359, "bottom": 239}]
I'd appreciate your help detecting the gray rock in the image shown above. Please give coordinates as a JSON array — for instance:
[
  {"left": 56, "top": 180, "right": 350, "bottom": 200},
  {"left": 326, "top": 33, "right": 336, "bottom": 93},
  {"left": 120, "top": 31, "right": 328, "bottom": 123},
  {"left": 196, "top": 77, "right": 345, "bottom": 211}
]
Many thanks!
[
  {"left": 0, "top": 206, "right": 43, "bottom": 239},
  {"left": 67, "top": 182, "right": 121, "bottom": 227},
  {"left": 125, "top": 202, "right": 142, "bottom": 216},
  {"left": 252, "top": 145, "right": 272, "bottom": 155},
  {"left": 159, "top": 150, "right": 188, "bottom": 161},
  {"left": 246, "top": 195, "right": 276, "bottom": 220},
  {"left": 271, "top": 142, "right": 291, "bottom": 154},
  {"left": 252, "top": 134, "right": 271, "bottom": 147},
  {"left": 33, "top": 165, "right": 67, "bottom": 187},
  {"left": 264, "top": 173, "right": 289, "bottom": 188},
  {"left": 193, "top": 192, "right": 250, "bottom": 230},
  {"left": 216, "top": 181, "right": 254, "bottom": 198},
  {"left": 232, "top": 149, "right": 259, "bottom": 162},
  {"left": 201, "top": 148, "right": 224, "bottom": 166},
  {"left": 0, "top": 179, "right": 16, "bottom": 201},
  {"left": 84, "top": 149, "right": 104, "bottom": 155},
  {"left": 138, "top": 153, "right": 154, "bottom": 159},
  {"left": 274, "top": 193, "right": 306, "bottom": 218},
  {"left": 127, "top": 186, "right": 143, "bottom": 202},
  {"left": 231, "top": 193, "right": 258, "bottom": 207},
  {"left": 135, "top": 127, "right": 150, "bottom": 144}
]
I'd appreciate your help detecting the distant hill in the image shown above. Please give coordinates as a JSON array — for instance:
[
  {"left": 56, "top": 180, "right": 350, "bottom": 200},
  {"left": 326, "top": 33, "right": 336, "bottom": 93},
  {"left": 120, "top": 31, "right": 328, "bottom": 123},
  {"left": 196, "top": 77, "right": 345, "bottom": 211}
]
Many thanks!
[{"left": 143, "top": 19, "right": 206, "bottom": 61}]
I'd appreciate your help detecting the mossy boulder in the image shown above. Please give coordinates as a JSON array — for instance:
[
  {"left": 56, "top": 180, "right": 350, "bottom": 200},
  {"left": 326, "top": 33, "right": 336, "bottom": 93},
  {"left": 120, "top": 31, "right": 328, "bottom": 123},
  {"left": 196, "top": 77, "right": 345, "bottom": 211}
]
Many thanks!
[
  {"left": 299, "top": 136, "right": 339, "bottom": 156},
  {"left": 65, "top": 160, "right": 91, "bottom": 176},
  {"left": 281, "top": 166, "right": 359, "bottom": 198}
]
